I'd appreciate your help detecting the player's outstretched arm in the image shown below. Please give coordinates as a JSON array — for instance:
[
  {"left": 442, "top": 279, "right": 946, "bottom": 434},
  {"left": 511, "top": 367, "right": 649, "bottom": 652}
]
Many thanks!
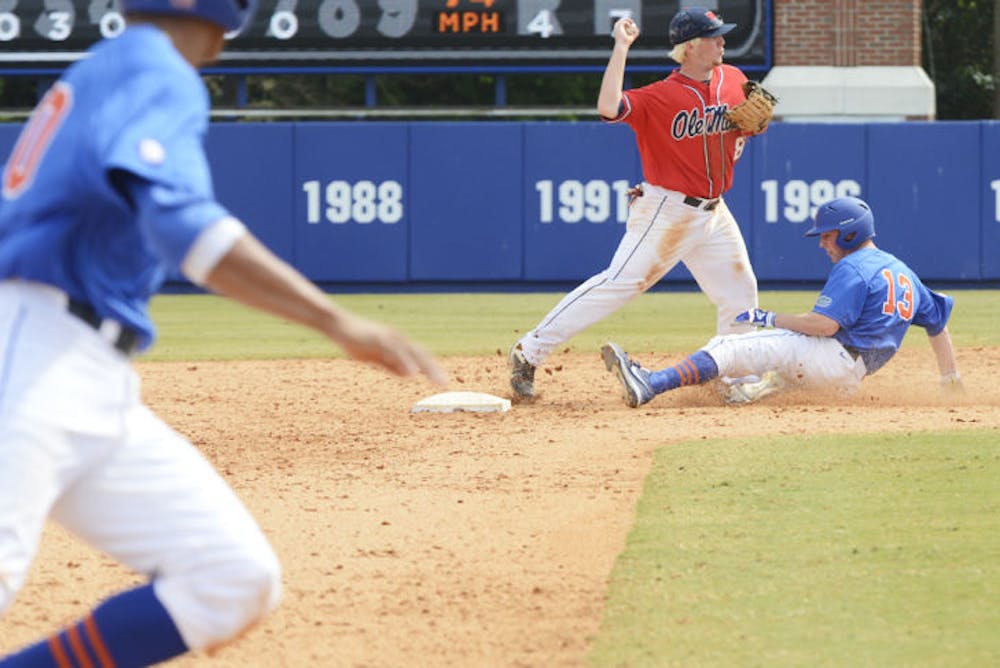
[
  {"left": 928, "top": 326, "right": 962, "bottom": 391},
  {"left": 597, "top": 18, "right": 639, "bottom": 118},
  {"left": 736, "top": 309, "right": 839, "bottom": 337},
  {"left": 773, "top": 311, "right": 840, "bottom": 337},
  {"left": 201, "top": 232, "right": 448, "bottom": 386}
]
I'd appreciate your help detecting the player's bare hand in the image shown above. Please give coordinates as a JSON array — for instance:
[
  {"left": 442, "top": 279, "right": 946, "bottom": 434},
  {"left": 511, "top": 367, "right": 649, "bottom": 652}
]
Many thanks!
[
  {"left": 940, "top": 371, "right": 965, "bottom": 395},
  {"left": 330, "top": 313, "right": 448, "bottom": 386},
  {"left": 612, "top": 17, "right": 639, "bottom": 45}
]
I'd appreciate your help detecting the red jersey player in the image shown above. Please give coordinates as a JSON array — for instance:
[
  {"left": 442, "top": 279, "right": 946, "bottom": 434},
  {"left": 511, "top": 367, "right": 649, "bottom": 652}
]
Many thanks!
[{"left": 509, "top": 6, "right": 769, "bottom": 401}]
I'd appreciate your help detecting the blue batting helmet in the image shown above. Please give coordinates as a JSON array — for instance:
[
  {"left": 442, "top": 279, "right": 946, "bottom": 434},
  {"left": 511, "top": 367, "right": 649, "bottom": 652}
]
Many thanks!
[
  {"left": 669, "top": 6, "right": 736, "bottom": 46},
  {"left": 123, "top": 0, "right": 257, "bottom": 33},
  {"left": 805, "top": 196, "right": 876, "bottom": 251}
]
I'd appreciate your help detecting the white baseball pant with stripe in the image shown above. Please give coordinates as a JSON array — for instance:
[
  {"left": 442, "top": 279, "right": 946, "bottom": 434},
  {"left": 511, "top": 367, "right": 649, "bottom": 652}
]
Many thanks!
[
  {"left": 517, "top": 182, "right": 758, "bottom": 366},
  {"left": 0, "top": 281, "right": 281, "bottom": 651},
  {"left": 704, "top": 328, "right": 868, "bottom": 392}
]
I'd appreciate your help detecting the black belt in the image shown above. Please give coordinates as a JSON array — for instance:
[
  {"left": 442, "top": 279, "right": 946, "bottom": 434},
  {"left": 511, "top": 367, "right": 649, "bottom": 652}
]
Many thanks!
[
  {"left": 683, "top": 195, "right": 720, "bottom": 211},
  {"left": 67, "top": 299, "right": 140, "bottom": 355},
  {"left": 843, "top": 345, "right": 862, "bottom": 361}
]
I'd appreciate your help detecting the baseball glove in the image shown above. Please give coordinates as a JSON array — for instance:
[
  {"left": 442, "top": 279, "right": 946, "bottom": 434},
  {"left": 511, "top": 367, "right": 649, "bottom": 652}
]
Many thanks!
[{"left": 726, "top": 80, "right": 777, "bottom": 134}]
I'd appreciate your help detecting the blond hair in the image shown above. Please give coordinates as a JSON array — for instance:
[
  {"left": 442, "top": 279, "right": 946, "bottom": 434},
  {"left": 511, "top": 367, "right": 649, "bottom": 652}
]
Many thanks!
[{"left": 669, "top": 37, "right": 701, "bottom": 64}]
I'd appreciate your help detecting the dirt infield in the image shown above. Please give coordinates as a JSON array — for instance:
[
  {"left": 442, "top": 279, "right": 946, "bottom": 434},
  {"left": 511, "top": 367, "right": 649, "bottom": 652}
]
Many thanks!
[{"left": 3, "top": 346, "right": 999, "bottom": 666}]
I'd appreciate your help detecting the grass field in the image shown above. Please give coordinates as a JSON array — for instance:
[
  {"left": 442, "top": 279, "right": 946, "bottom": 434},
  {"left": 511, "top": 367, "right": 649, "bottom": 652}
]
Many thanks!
[
  {"left": 145, "top": 288, "right": 1000, "bottom": 666},
  {"left": 587, "top": 429, "right": 1000, "bottom": 667},
  {"left": 147, "top": 288, "right": 999, "bottom": 360}
]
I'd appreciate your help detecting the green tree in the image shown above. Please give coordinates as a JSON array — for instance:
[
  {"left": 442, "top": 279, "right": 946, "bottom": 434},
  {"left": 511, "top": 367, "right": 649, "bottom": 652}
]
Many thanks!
[{"left": 923, "top": 0, "right": 995, "bottom": 119}]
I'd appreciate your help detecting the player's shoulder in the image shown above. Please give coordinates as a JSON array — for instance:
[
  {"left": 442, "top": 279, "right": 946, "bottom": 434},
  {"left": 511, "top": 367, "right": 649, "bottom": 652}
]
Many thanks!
[
  {"left": 718, "top": 64, "right": 748, "bottom": 82},
  {"left": 846, "top": 246, "right": 890, "bottom": 266},
  {"left": 863, "top": 247, "right": 910, "bottom": 273},
  {"left": 719, "top": 64, "right": 746, "bottom": 77},
  {"left": 623, "top": 74, "right": 672, "bottom": 106},
  {"left": 826, "top": 249, "right": 878, "bottom": 287},
  {"left": 845, "top": 247, "right": 922, "bottom": 285}
]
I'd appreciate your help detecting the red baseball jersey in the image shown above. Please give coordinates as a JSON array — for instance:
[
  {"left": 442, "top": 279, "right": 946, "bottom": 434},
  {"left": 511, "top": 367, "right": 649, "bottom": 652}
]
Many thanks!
[{"left": 608, "top": 64, "right": 753, "bottom": 199}]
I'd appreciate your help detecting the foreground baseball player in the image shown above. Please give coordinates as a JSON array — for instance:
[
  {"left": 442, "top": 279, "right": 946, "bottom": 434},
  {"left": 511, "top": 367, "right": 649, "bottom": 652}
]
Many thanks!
[
  {"left": 0, "top": 1, "right": 445, "bottom": 665},
  {"left": 601, "top": 196, "right": 962, "bottom": 407},
  {"left": 508, "top": 6, "right": 773, "bottom": 400}
]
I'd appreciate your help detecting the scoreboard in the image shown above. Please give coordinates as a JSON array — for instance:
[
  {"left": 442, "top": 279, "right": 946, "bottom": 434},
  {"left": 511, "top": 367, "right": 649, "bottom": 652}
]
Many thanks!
[{"left": 0, "top": 0, "right": 769, "bottom": 70}]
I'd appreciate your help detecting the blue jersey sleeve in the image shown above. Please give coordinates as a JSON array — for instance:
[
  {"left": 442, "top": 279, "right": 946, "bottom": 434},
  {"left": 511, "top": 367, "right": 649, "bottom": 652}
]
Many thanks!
[
  {"left": 812, "top": 261, "right": 866, "bottom": 329},
  {"left": 97, "top": 70, "right": 228, "bottom": 268},
  {"left": 912, "top": 285, "right": 953, "bottom": 336}
]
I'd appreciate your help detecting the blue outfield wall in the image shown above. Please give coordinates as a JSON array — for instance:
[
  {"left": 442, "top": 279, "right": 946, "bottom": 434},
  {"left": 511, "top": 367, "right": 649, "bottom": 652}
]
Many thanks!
[{"left": 1, "top": 120, "right": 997, "bottom": 285}]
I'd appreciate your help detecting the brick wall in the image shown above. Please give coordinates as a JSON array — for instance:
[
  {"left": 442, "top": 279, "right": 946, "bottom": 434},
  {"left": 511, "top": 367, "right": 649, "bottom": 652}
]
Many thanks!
[{"left": 773, "top": 0, "right": 922, "bottom": 66}]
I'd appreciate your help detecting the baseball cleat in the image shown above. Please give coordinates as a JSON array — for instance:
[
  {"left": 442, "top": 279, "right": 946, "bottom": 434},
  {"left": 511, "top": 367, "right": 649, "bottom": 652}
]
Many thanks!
[
  {"left": 508, "top": 342, "right": 536, "bottom": 399},
  {"left": 601, "top": 342, "right": 655, "bottom": 408},
  {"left": 724, "top": 370, "right": 785, "bottom": 404}
]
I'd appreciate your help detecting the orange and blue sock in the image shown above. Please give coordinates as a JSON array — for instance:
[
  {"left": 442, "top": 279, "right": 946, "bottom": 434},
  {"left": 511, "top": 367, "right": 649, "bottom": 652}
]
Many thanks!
[
  {"left": 0, "top": 583, "right": 187, "bottom": 667},
  {"left": 648, "top": 350, "right": 718, "bottom": 392}
]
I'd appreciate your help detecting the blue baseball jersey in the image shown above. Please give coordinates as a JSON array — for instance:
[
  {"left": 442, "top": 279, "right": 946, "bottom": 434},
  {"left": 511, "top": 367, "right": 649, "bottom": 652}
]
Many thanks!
[
  {"left": 812, "top": 247, "right": 953, "bottom": 374},
  {"left": 0, "top": 25, "right": 231, "bottom": 351}
]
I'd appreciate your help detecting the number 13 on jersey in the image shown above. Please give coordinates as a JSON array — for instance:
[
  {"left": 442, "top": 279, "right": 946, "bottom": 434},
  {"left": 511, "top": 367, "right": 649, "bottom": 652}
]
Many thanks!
[{"left": 881, "top": 269, "right": 914, "bottom": 321}]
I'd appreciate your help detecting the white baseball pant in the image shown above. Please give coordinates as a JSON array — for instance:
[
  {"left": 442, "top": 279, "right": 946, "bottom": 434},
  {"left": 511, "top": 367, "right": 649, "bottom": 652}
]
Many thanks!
[
  {"left": 517, "top": 183, "right": 758, "bottom": 366},
  {"left": 704, "top": 328, "right": 868, "bottom": 393},
  {"left": 0, "top": 281, "right": 281, "bottom": 651}
]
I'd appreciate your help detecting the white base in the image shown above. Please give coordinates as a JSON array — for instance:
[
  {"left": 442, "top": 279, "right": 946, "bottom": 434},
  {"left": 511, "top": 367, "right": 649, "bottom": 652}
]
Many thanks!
[{"left": 411, "top": 391, "right": 512, "bottom": 414}]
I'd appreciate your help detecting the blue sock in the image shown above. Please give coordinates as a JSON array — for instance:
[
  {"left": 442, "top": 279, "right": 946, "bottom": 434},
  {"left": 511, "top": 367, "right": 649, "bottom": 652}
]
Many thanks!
[
  {"left": 648, "top": 350, "right": 718, "bottom": 393},
  {"left": 0, "top": 583, "right": 188, "bottom": 667}
]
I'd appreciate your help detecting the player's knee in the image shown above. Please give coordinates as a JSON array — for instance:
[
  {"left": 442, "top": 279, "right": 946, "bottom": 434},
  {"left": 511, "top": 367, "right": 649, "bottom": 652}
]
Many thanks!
[
  {"left": 605, "top": 275, "right": 646, "bottom": 297},
  {"left": 202, "top": 550, "right": 282, "bottom": 642},
  {"left": 160, "top": 547, "right": 282, "bottom": 650}
]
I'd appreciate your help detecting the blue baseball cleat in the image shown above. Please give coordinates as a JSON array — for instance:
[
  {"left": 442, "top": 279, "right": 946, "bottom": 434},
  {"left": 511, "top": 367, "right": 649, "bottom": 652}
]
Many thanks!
[{"left": 601, "top": 342, "right": 655, "bottom": 408}]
